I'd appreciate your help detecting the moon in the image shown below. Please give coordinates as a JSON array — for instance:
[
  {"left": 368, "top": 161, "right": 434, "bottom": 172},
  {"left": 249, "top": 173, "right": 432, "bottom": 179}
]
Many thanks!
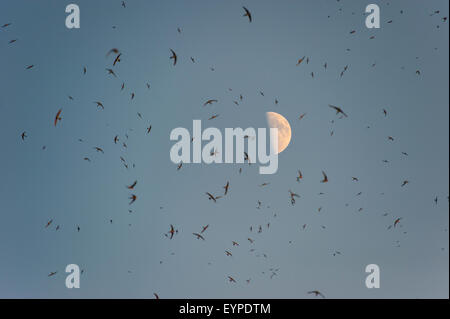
[{"left": 266, "top": 112, "right": 292, "bottom": 154}]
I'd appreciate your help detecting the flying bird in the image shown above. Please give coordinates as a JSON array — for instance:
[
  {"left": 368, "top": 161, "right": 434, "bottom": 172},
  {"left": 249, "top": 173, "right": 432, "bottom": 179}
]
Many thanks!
[
  {"left": 320, "top": 171, "right": 328, "bottom": 183},
  {"left": 127, "top": 180, "right": 137, "bottom": 190},
  {"left": 203, "top": 99, "right": 218, "bottom": 106},
  {"left": 328, "top": 104, "right": 348, "bottom": 117},
  {"left": 54, "top": 109, "right": 62, "bottom": 126},
  {"left": 169, "top": 49, "right": 177, "bottom": 66},
  {"left": 193, "top": 233, "right": 205, "bottom": 240},
  {"left": 242, "top": 7, "right": 252, "bottom": 22},
  {"left": 223, "top": 181, "right": 230, "bottom": 195},
  {"left": 308, "top": 290, "right": 325, "bottom": 298}
]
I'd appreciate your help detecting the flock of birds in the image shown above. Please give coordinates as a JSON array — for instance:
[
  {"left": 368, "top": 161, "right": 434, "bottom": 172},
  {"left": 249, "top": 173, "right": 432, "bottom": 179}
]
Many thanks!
[{"left": 4, "top": 1, "right": 449, "bottom": 299}]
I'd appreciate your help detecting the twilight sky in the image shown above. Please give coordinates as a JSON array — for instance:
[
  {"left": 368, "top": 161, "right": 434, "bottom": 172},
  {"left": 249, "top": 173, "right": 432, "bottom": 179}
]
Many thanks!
[{"left": 0, "top": 0, "right": 448, "bottom": 298}]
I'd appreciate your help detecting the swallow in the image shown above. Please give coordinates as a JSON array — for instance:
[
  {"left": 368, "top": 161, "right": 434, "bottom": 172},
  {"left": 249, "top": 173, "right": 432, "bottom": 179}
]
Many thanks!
[
  {"left": 48, "top": 271, "right": 57, "bottom": 277},
  {"left": 296, "top": 170, "right": 303, "bottom": 181},
  {"left": 296, "top": 56, "right": 305, "bottom": 66},
  {"left": 203, "top": 99, "right": 218, "bottom": 106},
  {"left": 21, "top": 131, "right": 27, "bottom": 141},
  {"left": 128, "top": 194, "right": 137, "bottom": 205},
  {"left": 113, "top": 53, "right": 122, "bottom": 66},
  {"left": 94, "top": 101, "right": 104, "bottom": 110},
  {"left": 320, "top": 171, "right": 328, "bottom": 183},
  {"left": 401, "top": 180, "right": 409, "bottom": 187},
  {"left": 106, "top": 68, "right": 117, "bottom": 77},
  {"left": 45, "top": 219, "right": 53, "bottom": 228},
  {"left": 193, "top": 233, "right": 205, "bottom": 240},
  {"left": 83, "top": 157, "right": 90, "bottom": 162},
  {"left": 352, "top": 177, "right": 359, "bottom": 181},
  {"left": 228, "top": 276, "right": 236, "bottom": 283},
  {"left": 177, "top": 162, "right": 182, "bottom": 170},
  {"left": 127, "top": 180, "right": 137, "bottom": 190},
  {"left": 94, "top": 147, "right": 104, "bottom": 153},
  {"left": 146, "top": 125, "right": 152, "bottom": 134},
  {"left": 223, "top": 181, "right": 229, "bottom": 195},
  {"left": 242, "top": 6, "right": 252, "bottom": 22},
  {"left": 25, "top": 65, "right": 34, "bottom": 70},
  {"left": 308, "top": 290, "right": 325, "bottom": 298},
  {"left": 244, "top": 152, "right": 251, "bottom": 164},
  {"left": 208, "top": 114, "right": 219, "bottom": 120},
  {"left": 206, "top": 192, "right": 221, "bottom": 202},
  {"left": 153, "top": 293, "right": 159, "bottom": 299},
  {"left": 1, "top": 23, "right": 11, "bottom": 28},
  {"left": 169, "top": 49, "right": 177, "bottom": 66},
  {"left": 350, "top": 30, "right": 356, "bottom": 34},
  {"left": 394, "top": 218, "right": 402, "bottom": 227},
  {"left": 298, "top": 113, "right": 306, "bottom": 120},
  {"left": 190, "top": 57, "right": 195, "bottom": 63},
  {"left": 402, "top": 152, "right": 409, "bottom": 156},
  {"left": 200, "top": 225, "right": 209, "bottom": 233},
  {"left": 106, "top": 48, "right": 119, "bottom": 57},
  {"left": 121, "top": 1, "right": 126, "bottom": 8},
  {"left": 328, "top": 104, "right": 348, "bottom": 117},
  {"left": 232, "top": 241, "right": 239, "bottom": 246},
  {"left": 121, "top": 82, "right": 125, "bottom": 90},
  {"left": 54, "top": 109, "right": 62, "bottom": 127},
  {"left": 416, "top": 70, "right": 421, "bottom": 75},
  {"left": 8, "top": 39, "right": 17, "bottom": 44},
  {"left": 388, "top": 136, "right": 394, "bottom": 141},
  {"left": 383, "top": 109, "right": 387, "bottom": 117},
  {"left": 225, "top": 250, "right": 232, "bottom": 257},
  {"left": 168, "top": 224, "right": 177, "bottom": 239},
  {"left": 114, "top": 135, "right": 119, "bottom": 144}
]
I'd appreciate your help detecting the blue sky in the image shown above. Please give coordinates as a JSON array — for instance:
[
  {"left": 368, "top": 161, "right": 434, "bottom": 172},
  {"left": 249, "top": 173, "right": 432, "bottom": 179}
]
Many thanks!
[{"left": 0, "top": 0, "right": 448, "bottom": 298}]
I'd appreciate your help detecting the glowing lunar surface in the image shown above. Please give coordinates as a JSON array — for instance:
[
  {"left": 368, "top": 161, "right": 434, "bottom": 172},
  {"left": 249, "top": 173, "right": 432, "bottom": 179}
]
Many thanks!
[{"left": 266, "top": 112, "right": 292, "bottom": 154}]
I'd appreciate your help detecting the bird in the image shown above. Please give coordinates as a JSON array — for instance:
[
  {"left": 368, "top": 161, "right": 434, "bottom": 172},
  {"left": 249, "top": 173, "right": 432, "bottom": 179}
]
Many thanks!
[
  {"left": 54, "top": 109, "right": 62, "bottom": 127},
  {"left": 127, "top": 180, "right": 137, "bottom": 190},
  {"left": 168, "top": 224, "right": 177, "bottom": 239},
  {"left": 106, "top": 48, "right": 119, "bottom": 57},
  {"left": 153, "top": 293, "right": 159, "bottom": 299},
  {"left": 94, "top": 101, "right": 104, "bottom": 110},
  {"left": 320, "top": 171, "right": 328, "bottom": 183},
  {"left": 177, "top": 163, "right": 182, "bottom": 170},
  {"left": 200, "top": 225, "right": 209, "bottom": 233},
  {"left": 298, "top": 113, "right": 306, "bottom": 120},
  {"left": 328, "top": 104, "right": 348, "bottom": 117},
  {"left": 401, "top": 180, "right": 409, "bottom": 187},
  {"left": 394, "top": 218, "right": 402, "bottom": 227},
  {"left": 113, "top": 53, "right": 122, "bottom": 66},
  {"left": 228, "top": 276, "right": 236, "bottom": 283},
  {"left": 296, "top": 170, "right": 303, "bottom": 181},
  {"left": 232, "top": 241, "right": 239, "bottom": 246},
  {"left": 223, "top": 182, "right": 230, "bottom": 195},
  {"left": 225, "top": 250, "right": 232, "bottom": 257},
  {"left": 308, "top": 290, "right": 325, "bottom": 298},
  {"left": 45, "top": 219, "right": 53, "bottom": 228},
  {"left": 203, "top": 99, "right": 218, "bottom": 106},
  {"left": 48, "top": 272, "right": 57, "bottom": 277},
  {"left": 106, "top": 68, "right": 117, "bottom": 77},
  {"left": 193, "top": 233, "right": 205, "bottom": 240},
  {"left": 94, "top": 147, "right": 104, "bottom": 153},
  {"left": 21, "top": 131, "right": 27, "bottom": 141},
  {"left": 169, "top": 49, "right": 177, "bottom": 66},
  {"left": 129, "top": 194, "right": 137, "bottom": 205},
  {"left": 242, "top": 7, "right": 252, "bottom": 22},
  {"left": 146, "top": 126, "right": 152, "bottom": 134},
  {"left": 208, "top": 114, "right": 219, "bottom": 120},
  {"left": 206, "top": 192, "right": 221, "bottom": 202},
  {"left": 25, "top": 65, "right": 34, "bottom": 70},
  {"left": 383, "top": 109, "right": 387, "bottom": 117},
  {"left": 296, "top": 56, "right": 305, "bottom": 66}
]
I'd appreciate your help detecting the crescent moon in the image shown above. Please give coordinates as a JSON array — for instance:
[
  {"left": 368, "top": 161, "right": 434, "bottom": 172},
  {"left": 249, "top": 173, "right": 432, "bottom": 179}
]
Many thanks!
[{"left": 266, "top": 112, "right": 292, "bottom": 154}]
